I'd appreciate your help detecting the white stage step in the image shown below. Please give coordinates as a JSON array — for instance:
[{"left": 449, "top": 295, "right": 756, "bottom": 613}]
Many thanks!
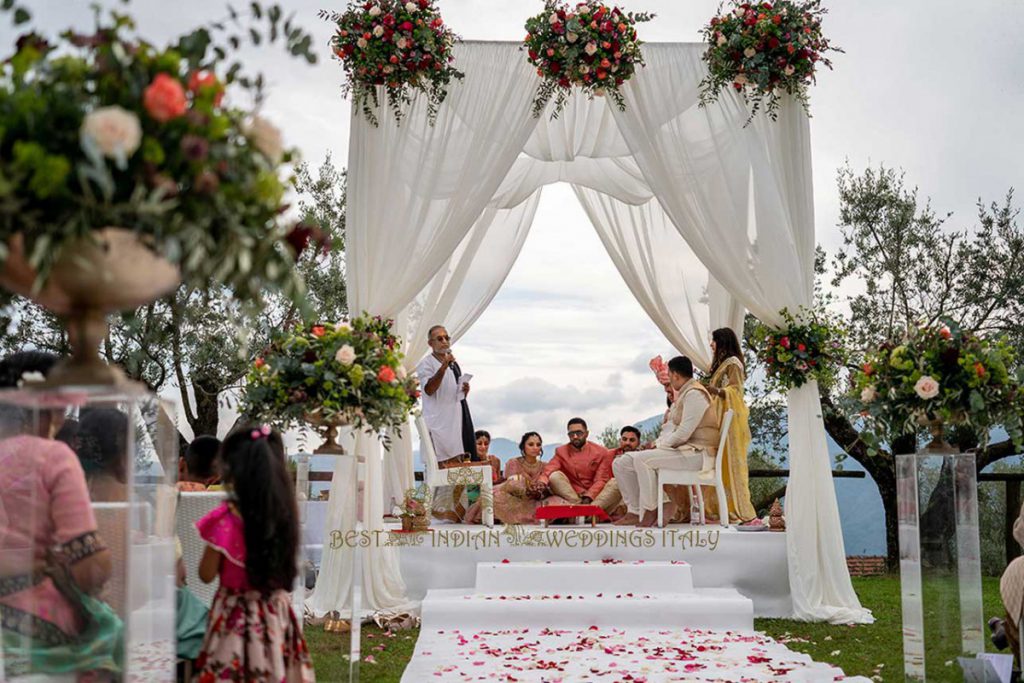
[
  {"left": 475, "top": 559, "right": 694, "bottom": 595},
  {"left": 420, "top": 587, "right": 753, "bottom": 631}
]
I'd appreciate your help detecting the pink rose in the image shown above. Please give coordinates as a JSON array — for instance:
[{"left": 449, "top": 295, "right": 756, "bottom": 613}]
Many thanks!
[
  {"left": 914, "top": 376, "right": 940, "bottom": 400},
  {"left": 143, "top": 73, "right": 187, "bottom": 122}
]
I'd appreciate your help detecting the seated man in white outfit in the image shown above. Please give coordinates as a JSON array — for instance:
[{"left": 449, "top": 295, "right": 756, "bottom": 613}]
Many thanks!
[{"left": 616, "top": 355, "right": 721, "bottom": 528}]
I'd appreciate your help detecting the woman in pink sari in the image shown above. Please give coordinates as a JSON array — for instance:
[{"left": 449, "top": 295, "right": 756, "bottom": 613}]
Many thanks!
[{"left": 465, "top": 432, "right": 565, "bottom": 525}]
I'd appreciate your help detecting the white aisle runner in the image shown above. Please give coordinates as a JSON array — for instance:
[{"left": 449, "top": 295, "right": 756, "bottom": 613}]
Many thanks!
[{"left": 401, "top": 561, "right": 870, "bottom": 682}]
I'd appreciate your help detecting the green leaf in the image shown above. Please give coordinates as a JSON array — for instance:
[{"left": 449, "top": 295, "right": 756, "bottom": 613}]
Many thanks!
[
  {"left": 251, "top": 2, "right": 262, "bottom": 19},
  {"left": 13, "top": 6, "right": 30, "bottom": 24}
]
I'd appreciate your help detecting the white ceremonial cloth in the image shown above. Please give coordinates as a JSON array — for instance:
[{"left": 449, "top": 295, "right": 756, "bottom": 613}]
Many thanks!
[{"left": 415, "top": 353, "right": 465, "bottom": 462}]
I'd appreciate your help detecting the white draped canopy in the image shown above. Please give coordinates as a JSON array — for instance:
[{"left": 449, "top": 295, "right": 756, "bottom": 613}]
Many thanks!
[{"left": 312, "top": 41, "right": 872, "bottom": 624}]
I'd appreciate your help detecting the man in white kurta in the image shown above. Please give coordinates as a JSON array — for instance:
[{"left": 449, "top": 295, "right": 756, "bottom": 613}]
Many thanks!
[
  {"left": 616, "top": 356, "right": 721, "bottom": 527},
  {"left": 415, "top": 325, "right": 471, "bottom": 464}
]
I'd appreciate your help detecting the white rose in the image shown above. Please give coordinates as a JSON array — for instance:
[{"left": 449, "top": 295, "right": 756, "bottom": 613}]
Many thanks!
[
  {"left": 566, "top": 32, "right": 578, "bottom": 43},
  {"left": 368, "top": 5, "right": 381, "bottom": 16},
  {"left": 784, "top": 65, "right": 795, "bottom": 76},
  {"left": 744, "top": 47, "right": 757, "bottom": 58},
  {"left": 860, "top": 386, "right": 878, "bottom": 403},
  {"left": 734, "top": 8, "right": 745, "bottom": 17},
  {"left": 382, "top": 65, "right": 393, "bottom": 74},
  {"left": 396, "top": 365, "right": 407, "bottom": 380},
  {"left": 716, "top": 34, "right": 727, "bottom": 46},
  {"left": 373, "top": 25, "right": 385, "bottom": 37},
  {"left": 396, "top": 37, "right": 408, "bottom": 49},
  {"left": 734, "top": 73, "right": 748, "bottom": 85},
  {"left": 549, "top": 12, "right": 559, "bottom": 24},
  {"left": 335, "top": 345, "right": 357, "bottom": 366},
  {"left": 80, "top": 106, "right": 142, "bottom": 163},
  {"left": 357, "top": 37, "right": 368, "bottom": 49},
  {"left": 580, "top": 65, "right": 590, "bottom": 74},
  {"left": 914, "top": 376, "right": 940, "bottom": 400},
  {"left": 594, "top": 87, "right": 606, "bottom": 97},
  {"left": 242, "top": 115, "right": 284, "bottom": 164},
  {"left": 405, "top": 1, "right": 417, "bottom": 11},
  {"left": 584, "top": 42, "right": 598, "bottom": 56}
]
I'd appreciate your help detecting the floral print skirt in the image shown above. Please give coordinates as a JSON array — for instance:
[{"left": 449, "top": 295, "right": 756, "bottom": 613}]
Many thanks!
[{"left": 196, "top": 587, "right": 314, "bottom": 683}]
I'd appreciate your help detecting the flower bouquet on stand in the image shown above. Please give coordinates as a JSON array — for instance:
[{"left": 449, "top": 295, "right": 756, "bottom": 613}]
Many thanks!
[
  {"left": 241, "top": 314, "right": 420, "bottom": 453},
  {"left": 322, "top": 0, "right": 463, "bottom": 125},
  {"left": 523, "top": 1, "right": 653, "bottom": 118},
  {"left": 698, "top": 0, "right": 841, "bottom": 124},
  {"left": 852, "top": 321, "right": 1024, "bottom": 454},
  {"left": 0, "top": 5, "right": 318, "bottom": 386}
]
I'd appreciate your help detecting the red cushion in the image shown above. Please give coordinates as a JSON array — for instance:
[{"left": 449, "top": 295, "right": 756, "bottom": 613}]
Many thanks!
[{"left": 534, "top": 505, "right": 610, "bottom": 522}]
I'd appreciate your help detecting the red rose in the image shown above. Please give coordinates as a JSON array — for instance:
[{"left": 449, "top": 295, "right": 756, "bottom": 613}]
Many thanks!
[
  {"left": 400, "top": 21, "right": 414, "bottom": 31},
  {"left": 558, "top": 77, "right": 570, "bottom": 88},
  {"left": 772, "top": 14, "right": 782, "bottom": 25},
  {"left": 600, "top": 58, "right": 611, "bottom": 68},
  {"left": 383, "top": 13, "right": 395, "bottom": 26},
  {"left": 596, "top": 69, "right": 607, "bottom": 80},
  {"left": 976, "top": 362, "right": 986, "bottom": 378},
  {"left": 549, "top": 62, "right": 561, "bottom": 74},
  {"left": 312, "top": 326, "right": 326, "bottom": 337},
  {"left": 797, "top": 343, "right": 806, "bottom": 352},
  {"left": 529, "top": 50, "right": 538, "bottom": 61},
  {"left": 378, "top": 366, "right": 397, "bottom": 383},
  {"left": 862, "top": 363, "right": 874, "bottom": 376},
  {"left": 390, "top": 55, "right": 399, "bottom": 63},
  {"left": 254, "top": 357, "right": 265, "bottom": 369},
  {"left": 939, "top": 326, "right": 952, "bottom": 339},
  {"left": 431, "top": 17, "right": 443, "bottom": 28},
  {"left": 761, "top": 2, "right": 773, "bottom": 9},
  {"left": 419, "top": 0, "right": 429, "bottom": 7},
  {"left": 780, "top": 336, "right": 790, "bottom": 349},
  {"left": 143, "top": 73, "right": 187, "bottom": 122},
  {"left": 187, "top": 70, "right": 224, "bottom": 106},
  {"left": 768, "top": 36, "right": 780, "bottom": 49}
]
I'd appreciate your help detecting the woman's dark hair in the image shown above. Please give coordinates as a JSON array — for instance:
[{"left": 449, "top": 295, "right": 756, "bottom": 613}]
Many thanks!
[
  {"left": 620, "top": 425, "right": 641, "bottom": 439},
  {"left": 710, "top": 327, "right": 744, "bottom": 376},
  {"left": 518, "top": 431, "right": 542, "bottom": 454},
  {"left": 77, "top": 408, "right": 129, "bottom": 480},
  {"left": 55, "top": 418, "right": 80, "bottom": 450},
  {"left": 0, "top": 350, "right": 59, "bottom": 388},
  {"left": 667, "top": 355, "right": 694, "bottom": 378},
  {"left": 184, "top": 435, "right": 221, "bottom": 480},
  {"left": 474, "top": 430, "right": 491, "bottom": 442},
  {"left": 218, "top": 425, "right": 299, "bottom": 593}
]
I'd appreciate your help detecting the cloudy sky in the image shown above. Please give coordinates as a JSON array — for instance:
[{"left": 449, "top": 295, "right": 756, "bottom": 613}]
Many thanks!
[{"left": 13, "top": 0, "right": 1024, "bottom": 447}]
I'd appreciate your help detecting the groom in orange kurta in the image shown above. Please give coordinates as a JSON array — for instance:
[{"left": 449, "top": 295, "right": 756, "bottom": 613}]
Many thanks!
[{"left": 537, "top": 417, "right": 621, "bottom": 514}]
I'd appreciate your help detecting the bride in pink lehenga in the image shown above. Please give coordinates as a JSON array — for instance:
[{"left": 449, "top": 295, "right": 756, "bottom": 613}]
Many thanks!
[{"left": 464, "top": 431, "right": 565, "bottom": 525}]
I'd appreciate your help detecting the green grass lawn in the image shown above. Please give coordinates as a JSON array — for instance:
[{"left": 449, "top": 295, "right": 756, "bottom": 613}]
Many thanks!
[{"left": 306, "top": 575, "right": 1007, "bottom": 682}]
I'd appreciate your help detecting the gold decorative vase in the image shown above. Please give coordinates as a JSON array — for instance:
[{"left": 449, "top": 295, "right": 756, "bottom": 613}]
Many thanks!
[
  {"left": 0, "top": 229, "right": 180, "bottom": 387},
  {"left": 304, "top": 412, "right": 350, "bottom": 455},
  {"left": 915, "top": 415, "right": 961, "bottom": 454}
]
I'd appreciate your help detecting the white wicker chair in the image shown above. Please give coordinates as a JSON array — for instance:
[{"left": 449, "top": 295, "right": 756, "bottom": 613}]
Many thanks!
[
  {"left": 657, "top": 410, "right": 734, "bottom": 529},
  {"left": 415, "top": 416, "right": 494, "bottom": 527},
  {"left": 176, "top": 491, "right": 227, "bottom": 607}
]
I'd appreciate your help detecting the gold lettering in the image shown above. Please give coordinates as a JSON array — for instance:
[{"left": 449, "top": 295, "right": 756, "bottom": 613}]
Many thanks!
[{"left": 707, "top": 530, "right": 720, "bottom": 551}]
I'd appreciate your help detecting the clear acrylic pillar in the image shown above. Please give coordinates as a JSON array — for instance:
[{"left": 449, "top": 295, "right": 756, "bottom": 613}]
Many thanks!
[
  {"left": 0, "top": 386, "right": 178, "bottom": 681},
  {"left": 897, "top": 451, "right": 984, "bottom": 681}
]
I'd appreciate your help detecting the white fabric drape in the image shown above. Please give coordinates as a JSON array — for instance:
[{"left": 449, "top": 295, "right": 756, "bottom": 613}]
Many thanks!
[
  {"left": 610, "top": 45, "right": 870, "bottom": 623},
  {"left": 382, "top": 193, "right": 542, "bottom": 505},
  {"left": 338, "top": 40, "right": 869, "bottom": 624},
  {"left": 573, "top": 188, "right": 739, "bottom": 372}
]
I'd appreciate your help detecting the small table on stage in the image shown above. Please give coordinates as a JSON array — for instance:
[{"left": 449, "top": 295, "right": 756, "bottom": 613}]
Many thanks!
[{"left": 534, "top": 504, "right": 611, "bottom": 527}]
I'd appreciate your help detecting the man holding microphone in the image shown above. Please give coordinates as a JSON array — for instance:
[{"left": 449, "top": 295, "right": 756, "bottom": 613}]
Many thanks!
[{"left": 416, "top": 325, "right": 476, "bottom": 468}]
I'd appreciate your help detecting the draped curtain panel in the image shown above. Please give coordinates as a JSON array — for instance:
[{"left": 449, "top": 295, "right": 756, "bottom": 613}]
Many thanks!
[{"left": 332, "top": 40, "right": 870, "bottom": 624}]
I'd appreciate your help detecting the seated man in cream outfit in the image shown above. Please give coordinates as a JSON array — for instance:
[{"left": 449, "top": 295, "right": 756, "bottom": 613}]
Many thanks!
[{"left": 616, "top": 356, "right": 721, "bottom": 528}]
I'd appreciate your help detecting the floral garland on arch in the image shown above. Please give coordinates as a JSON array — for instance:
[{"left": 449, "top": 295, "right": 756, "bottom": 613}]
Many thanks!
[
  {"left": 523, "top": 1, "right": 654, "bottom": 119},
  {"left": 241, "top": 314, "right": 420, "bottom": 439},
  {"left": 698, "top": 0, "right": 840, "bottom": 124},
  {"left": 751, "top": 307, "right": 847, "bottom": 392},
  {"left": 851, "top": 321, "right": 1024, "bottom": 453},
  {"left": 322, "top": 0, "right": 463, "bottom": 126}
]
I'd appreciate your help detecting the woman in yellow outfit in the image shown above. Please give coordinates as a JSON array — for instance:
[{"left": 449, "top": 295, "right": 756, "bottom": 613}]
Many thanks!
[{"left": 702, "top": 327, "right": 757, "bottom": 524}]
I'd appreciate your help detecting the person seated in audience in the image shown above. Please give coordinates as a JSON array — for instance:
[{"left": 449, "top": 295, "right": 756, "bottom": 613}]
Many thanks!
[
  {"left": 0, "top": 351, "right": 122, "bottom": 679},
  {"left": 991, "top": 499, "right": 1024, "bottom": 667},
  {"left": 465, "top": 431, "right": 565, "bottom": 525},
  {"left": 178, "top": 434, "right": 223, "bottom": 491},
  {"left": 77, "top": 407, "right": 130, "bottom": 502},
  {"left": 536, "top": 417, "right": 620, "bottom": 515},
  {"left": 618, "top": 356, "right": 721, "bottom": 527},
  {"left": 611, "top": 425, "right": 650, "bottom": 457}
]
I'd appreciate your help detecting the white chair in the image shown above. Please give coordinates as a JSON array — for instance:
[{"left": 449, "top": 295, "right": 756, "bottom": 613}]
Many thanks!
[
  {"left": 415, "top": 415, "right": 494, "bottom": 527},
  {"left": 176, "top": 491, "right": 227, "bottom": 607},
  {"left": 657, "top": 409, "right": 734, "bottom": 529}
]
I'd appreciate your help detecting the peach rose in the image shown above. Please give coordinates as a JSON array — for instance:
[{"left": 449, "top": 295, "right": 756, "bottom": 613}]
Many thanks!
[
  {"left": 335, "top": 344, "right": 356, "bottom": 366},
  {"left": 80, "top": 106, "right": 142, "bottom": 161},
  {"left": 143, "top": 73, "right": 187, "bottom": 122},
  {"left": 914, "top": 376, "right": 940, "bottom": 400}
]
